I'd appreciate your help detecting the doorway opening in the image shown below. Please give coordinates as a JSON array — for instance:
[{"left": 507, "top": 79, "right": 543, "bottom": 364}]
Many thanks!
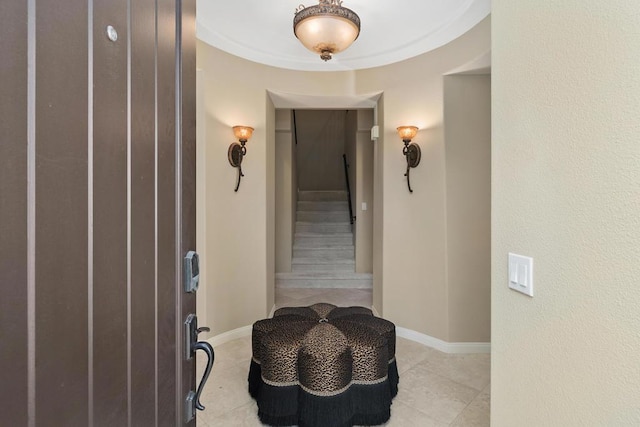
[{"left": 273, "top": 105, "right": 377, "bottom": 310}]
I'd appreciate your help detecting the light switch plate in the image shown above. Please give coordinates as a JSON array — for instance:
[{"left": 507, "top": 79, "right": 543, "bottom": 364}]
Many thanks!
[
  {"left": 508, "top": 253, "right": 534, "bottom": 297},
  {"left": 371, "top": 125, "right": 379, "bottom": 140}
]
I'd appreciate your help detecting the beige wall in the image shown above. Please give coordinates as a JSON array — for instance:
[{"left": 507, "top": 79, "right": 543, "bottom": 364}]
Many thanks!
[
  {"left": 275, "top": 109, "right": 295, "bottom": 273},
  {"left": 357, "top": 17, "right": 491, "bottom": 340},
  {"left": 444, "top": 75, "right": 491, "bottom": 342},
  {"left": 372, "top": 97, "right": 385, "bottom": 314},
  {"left": 266, "top": 95, "right": 275, "bottom": 313},
  {"left": 492, "top": 1, "right": 640, "bottom": 424},
  {"left": 196, "top": 68, "right": 209, "bottom": 334},
  {"left": 197, "top": 15, "right": 491, "bottom": 340},
  {"left": 355, "top": 110, "right": 374, "bottom": 273},
  {"left": 296, "top": 110, "right": 347, "bottom": 191}
]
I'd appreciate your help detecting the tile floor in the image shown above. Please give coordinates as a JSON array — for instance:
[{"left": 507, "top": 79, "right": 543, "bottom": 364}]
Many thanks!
[
  {"left": 197, "top": 288, "right": 490, "bottom": 426},
  {"left": 273, "top": 287, "right": 374, "bottom": 311}
]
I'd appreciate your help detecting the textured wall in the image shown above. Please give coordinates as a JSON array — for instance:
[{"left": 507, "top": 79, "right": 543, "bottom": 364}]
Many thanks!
[
  {"left": 355, "top": 110, "right": 375, "bottom": 274},
  {"left": 372, "top": 96, "right": 385, "bottom": 315},
  {"left": 492, "top": 1, "right": 640, "bottom": 424},
  {"left": 266, "top": 96, "right": 276, "bottom": 314},
  {"left": 275, "top": 109, "right": 295, "bottom": 273},
  {"left": 444, "top": 75, "right": 491, "bottom": 343},
  {"left": 296, "top": 110, "right": 347, "bottom": 191},
  {"left": 357, "top": 18, "right": 491, "bottom": 340}
]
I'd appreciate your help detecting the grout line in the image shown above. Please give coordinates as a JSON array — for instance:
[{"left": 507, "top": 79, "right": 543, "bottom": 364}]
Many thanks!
[{"left": 402, "top": 358, "right": 489, "bottom": 394}]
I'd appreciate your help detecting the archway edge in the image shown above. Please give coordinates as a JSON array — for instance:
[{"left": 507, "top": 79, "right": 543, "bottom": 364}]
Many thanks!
[{"left": 268, "top": 90, "right": 382, "bottom": 110}]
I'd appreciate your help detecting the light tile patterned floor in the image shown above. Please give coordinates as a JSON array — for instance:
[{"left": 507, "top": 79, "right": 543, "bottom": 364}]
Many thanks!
[
  {"left": 274, "top": 287, "right": 374, "bottom": 311},
  {"left": 197, "top": 288, "right": 490, "bottom": 426}
]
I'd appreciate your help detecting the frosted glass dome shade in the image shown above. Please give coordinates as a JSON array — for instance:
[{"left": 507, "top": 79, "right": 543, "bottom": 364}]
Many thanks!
[
  {"left": 294, "top": 1, "right": 360, "bottom": 61},
  {"left": 233, "top": 126, "right": 254, "bottom": 142},
  {"left": 397, "top": 126, "right": 419, "bottom": 142}
]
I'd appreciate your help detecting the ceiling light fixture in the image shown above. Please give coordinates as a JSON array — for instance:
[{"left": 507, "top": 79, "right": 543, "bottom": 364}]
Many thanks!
[{"left": 293, "top": 0, "right": 361, "bottom": 62}]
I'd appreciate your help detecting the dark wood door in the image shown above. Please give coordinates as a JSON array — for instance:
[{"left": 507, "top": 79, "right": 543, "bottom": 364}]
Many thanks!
[{"left": 0, "top": 0, "right": 197, "bottom": 425}]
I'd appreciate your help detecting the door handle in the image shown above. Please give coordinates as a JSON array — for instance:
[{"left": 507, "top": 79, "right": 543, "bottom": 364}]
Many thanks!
[
  {"left": 193, "top": 340, "right": 214, "bottom": 410},
  {"left": 184, "top": 315, "right": 215, "bottom": 414}
]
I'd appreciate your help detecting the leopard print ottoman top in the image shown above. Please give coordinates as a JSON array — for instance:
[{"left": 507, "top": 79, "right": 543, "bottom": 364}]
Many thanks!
[{"left": 251, "top": 303, "right": 396, "bottom": 397}]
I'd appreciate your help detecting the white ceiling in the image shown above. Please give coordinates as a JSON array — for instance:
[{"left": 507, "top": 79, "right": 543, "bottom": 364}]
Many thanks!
[{"left": 196, "top": 0, "right": 491, "bottom": 72}]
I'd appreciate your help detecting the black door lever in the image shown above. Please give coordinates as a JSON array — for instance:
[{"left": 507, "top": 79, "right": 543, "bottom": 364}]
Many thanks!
[
  {"left": 185, "top": 315, "right": 214, "bottom": 411},
  {"left": 193, "top": 340, "right": 214, "bottom": 410}
]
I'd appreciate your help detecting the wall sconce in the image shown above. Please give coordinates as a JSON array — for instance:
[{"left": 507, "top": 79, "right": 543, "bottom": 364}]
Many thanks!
[
  {"left": 397, "top": 126, "right": 421, "bottom": 193},
  {"left": 228, "top": 125, "right": 254, "bottom": 192}
]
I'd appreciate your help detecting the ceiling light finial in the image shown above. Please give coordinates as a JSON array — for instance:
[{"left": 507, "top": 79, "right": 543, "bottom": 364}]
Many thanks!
[{"left": 293, "top": 0, "right": 361, "bottom": 62}]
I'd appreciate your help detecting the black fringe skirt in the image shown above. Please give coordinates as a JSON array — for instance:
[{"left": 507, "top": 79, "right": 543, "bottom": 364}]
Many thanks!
[{"left": 248, "top": 359, "right": 399, "bottom": 427}]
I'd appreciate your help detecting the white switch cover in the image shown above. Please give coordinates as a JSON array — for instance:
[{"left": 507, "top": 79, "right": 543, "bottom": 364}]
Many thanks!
[
  {"left": 362, "top": 202, "right": 367, "bottom": 211},
  {"left": 508, "top": 253, "right": 534, "bottom": 297},
  {"left": 371, "top": 125, "right": 379, "bottom": 140}
]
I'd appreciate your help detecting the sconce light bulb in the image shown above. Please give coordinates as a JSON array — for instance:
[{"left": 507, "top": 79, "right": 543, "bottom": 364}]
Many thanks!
[
  {"left": 397, "top": 126, "right": 419, "bottom": 142},
  {"left": 233, "top": 126, "right": 254, "bottom": 143}
]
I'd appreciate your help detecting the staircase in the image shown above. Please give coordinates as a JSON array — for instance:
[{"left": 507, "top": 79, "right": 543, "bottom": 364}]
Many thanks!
[{"left": 276, "top": 190, "right": 373, "bottom": 289}]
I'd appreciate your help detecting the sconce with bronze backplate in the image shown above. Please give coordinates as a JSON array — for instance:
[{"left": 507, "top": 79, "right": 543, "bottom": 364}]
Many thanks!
[{"left": 403, "top": 142, "right": 421, "bottom": 193}]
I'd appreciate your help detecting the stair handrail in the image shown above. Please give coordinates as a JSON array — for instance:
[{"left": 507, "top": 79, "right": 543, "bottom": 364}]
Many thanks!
[
  {"left": 342, "top": 154, "right": 355, "bottom": 225},
  {"left": 292, "top": 110, "right": 298, "bottom": 146}
]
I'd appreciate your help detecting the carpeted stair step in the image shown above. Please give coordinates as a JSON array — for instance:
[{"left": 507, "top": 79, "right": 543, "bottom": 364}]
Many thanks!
[
  {"left": 293, "top": 247, "right": 354, "bottom": 260},
  {"left": 298, "top": 191, "right": 347, "bottom": 202},
  {"left": 294, "top": 234, "right": 354, "bottom": 248},
  {"left": 297, "top": 201, "right": 349, "bottom": 212},
  {"left": 295, "top": 222, "right": 352, "bottom": 234},
  {"left": 291, "top": 258, "right": 356, "bottom": 273},
  {"left": 297, "top": 211, "right": 352, "bottom": 223}
]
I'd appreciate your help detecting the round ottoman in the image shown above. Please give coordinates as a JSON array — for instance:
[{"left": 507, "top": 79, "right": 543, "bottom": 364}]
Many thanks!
[{"left": 248, "top": 303, "right": 398, "bottom": 427}]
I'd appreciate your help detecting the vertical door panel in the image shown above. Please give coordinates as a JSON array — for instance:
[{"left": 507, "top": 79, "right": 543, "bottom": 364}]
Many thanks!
[
  {"left": 0, "top": 1, "right": 195, "bottom": 425},
  {"left": 130, "top": 0, "right": 159, "bottom": 424},
  {"left": 92, "top": 0, "right": 129, "bottom": 425},
  {"left": 35, "top": 1, "right": 89, "bottom": 425},
  {"left": 156, "top": 0, "right": 178, "bottom": 424},
  {"left": 0, "top": 2, "right": 29, "bottom": 425},
  {"left": 180, "top": 1, "right": 198, "bottom": 423}
]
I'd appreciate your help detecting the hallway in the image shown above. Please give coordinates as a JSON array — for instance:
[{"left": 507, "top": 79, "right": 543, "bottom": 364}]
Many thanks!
[{"left": 197, "top": 289, "right": 490, "bottom": 426}]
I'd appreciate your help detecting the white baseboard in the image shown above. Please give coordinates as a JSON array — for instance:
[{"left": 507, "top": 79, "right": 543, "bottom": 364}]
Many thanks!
[
  {"left": 396, "top": 327, "right": 491, "bottom": 354},
  {"left": 206, "top": 325, "right": 252, "bottom": 348},
  {"left": 206, "top": 320, "right": 490, "bottom": 354}
]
